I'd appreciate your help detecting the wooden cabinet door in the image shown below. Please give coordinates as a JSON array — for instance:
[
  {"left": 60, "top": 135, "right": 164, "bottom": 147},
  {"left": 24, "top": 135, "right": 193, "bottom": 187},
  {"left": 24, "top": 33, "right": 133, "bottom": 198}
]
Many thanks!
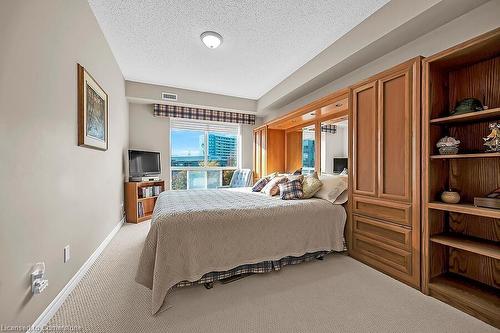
[
  {"left": 377, "top": 68, "right": 412, "bottom": 202},
  {"left": 285, "top": 130, "right": 302, "bottom": 173},
  {"left": 253, "top": 129, "right": 262, "bottom": 180},
  {"left": 253, "top": 127, "right": 267, "bottom": 180},
  {"left": 261, "top": 128, "right": 267, "bottom": 176},
  {"left": 267, "top": 129, "right": 285, "bottom": 174},
  {"left": 352, "top": 81, "right": 377, "bottom": 197}
]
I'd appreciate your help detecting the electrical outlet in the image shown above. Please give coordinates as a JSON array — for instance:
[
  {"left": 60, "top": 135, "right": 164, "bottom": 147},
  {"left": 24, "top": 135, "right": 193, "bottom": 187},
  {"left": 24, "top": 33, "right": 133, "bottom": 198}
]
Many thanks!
[
  {"left": 64, "top": 245, "right": 70, "bottom": 263},
  {"left": 31, "top": 262, "right": 48, "bottom": 294}
]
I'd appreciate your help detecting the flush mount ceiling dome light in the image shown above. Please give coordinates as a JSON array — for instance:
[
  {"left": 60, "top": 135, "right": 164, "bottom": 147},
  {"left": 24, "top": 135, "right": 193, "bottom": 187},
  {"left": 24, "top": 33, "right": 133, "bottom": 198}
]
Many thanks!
[{"left": 200, "top": 31, "right": 223, "bottom": 49}]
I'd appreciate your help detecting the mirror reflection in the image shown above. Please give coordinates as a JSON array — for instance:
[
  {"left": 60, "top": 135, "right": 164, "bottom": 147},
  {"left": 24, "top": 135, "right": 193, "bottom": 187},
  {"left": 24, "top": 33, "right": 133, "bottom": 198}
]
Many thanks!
[
  {"left": 320, "top": 119, "right": 348, "bottom": 175},
  {"left": 301, "top": 124, "right": 315, "bottom": 174}
]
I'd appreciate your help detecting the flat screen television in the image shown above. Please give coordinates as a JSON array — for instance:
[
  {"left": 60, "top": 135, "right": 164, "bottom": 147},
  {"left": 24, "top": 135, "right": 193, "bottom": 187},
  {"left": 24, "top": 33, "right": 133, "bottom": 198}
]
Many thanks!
[
  {"left": 129, "top": 150, "right": 161, "bottom": 178},
  {"left": 333, "top": 157, "right": 348, "bottom": 173}
]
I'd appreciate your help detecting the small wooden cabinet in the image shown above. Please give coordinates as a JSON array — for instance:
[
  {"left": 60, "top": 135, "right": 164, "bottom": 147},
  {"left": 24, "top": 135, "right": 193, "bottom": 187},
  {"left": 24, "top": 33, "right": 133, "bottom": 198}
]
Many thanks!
[
  {"left": 125, "top": 180, "right": 165, "bottom": 223},
  {"left": 349, "top": 57, "right": 421, "bottom": 289}
]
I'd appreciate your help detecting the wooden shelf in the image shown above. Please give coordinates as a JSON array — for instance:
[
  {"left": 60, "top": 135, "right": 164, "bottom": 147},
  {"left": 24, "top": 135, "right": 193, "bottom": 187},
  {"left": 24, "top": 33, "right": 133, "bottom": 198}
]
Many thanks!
[
  {"left": 137, "top": 214, "right": 152, "bottom": 222},
  {"left": 429, "top": 273, "right": 500, "bottom": 328},
  {"left": 138, "top": 196, "right": 159, "bottom": 202},
  {"left": 422, "top": 29, "right": 500, "bottom": 328},
  {"left": 430, "top": 233, "right": 500, "bottom": 260},
  {"left": 430, "top": 152, "right": 500, "bottom": 159},
  {"left": 430, "top": 107, "right": 500, "bottom": 125},
  {"left": 125, "top": 180, "right": 165, "bottom": 223},
  {"left": 428, "top": 201, "right": 500, "bottom": 219}
]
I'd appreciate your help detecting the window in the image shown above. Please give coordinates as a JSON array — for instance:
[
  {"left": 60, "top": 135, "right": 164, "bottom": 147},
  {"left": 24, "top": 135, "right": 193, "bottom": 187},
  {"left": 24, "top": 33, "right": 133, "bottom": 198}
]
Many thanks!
[
  {"left": 302, "top": 124, "right": 315, "bottom": 174},
  {"left": 170, "top": 119, "right": 240, "bottom": 190}
]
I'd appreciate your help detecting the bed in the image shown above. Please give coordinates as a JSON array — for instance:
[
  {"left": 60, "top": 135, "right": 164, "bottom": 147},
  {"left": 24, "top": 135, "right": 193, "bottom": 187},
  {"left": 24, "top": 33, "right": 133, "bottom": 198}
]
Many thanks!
[{"left": 135, "top": 187, "right": 347, "bottom": 314}]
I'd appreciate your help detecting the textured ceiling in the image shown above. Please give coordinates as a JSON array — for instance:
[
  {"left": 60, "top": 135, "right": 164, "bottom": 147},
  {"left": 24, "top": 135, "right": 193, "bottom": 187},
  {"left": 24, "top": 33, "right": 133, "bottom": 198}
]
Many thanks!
[{"left": 88, "top": 0, "right": 389, "bottom": 99}]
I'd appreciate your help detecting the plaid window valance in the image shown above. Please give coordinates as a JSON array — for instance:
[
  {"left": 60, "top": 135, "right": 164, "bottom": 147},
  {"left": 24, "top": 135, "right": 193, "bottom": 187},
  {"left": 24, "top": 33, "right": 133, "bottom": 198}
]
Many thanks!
[
  {"left": 153, "top": 104, "right": 255, "bottom": 125},
  {"left": 321, "top": 125, "right": 337, "bottom": 134}
]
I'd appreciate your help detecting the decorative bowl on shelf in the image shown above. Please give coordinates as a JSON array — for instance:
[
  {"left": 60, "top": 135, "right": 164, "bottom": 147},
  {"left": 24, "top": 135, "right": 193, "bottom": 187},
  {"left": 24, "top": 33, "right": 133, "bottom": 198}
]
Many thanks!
[
  {"left": 441, "top": 189, "right": 460, "bottom": 204},
  {"left": 438, "top": 146, "right": 459, "bottom": 155},
  {"left": 436, "top": 136, "right": 460, "bottom": 155}
]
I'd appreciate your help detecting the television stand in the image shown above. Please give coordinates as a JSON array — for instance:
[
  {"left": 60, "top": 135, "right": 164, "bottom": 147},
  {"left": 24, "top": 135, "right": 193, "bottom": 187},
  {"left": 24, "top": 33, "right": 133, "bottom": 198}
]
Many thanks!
[
  {"left": 125, "top": 180, "right": 165, "bottom": 223},
  {"left": 129, "top": 176, "right": 161, "bottom": 182}
]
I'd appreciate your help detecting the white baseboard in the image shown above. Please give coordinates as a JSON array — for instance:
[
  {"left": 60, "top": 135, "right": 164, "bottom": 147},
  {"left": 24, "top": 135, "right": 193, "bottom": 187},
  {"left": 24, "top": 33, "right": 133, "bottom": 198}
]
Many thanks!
[{"left": 28, "top": 217, "right": 125, "bottom": 333}]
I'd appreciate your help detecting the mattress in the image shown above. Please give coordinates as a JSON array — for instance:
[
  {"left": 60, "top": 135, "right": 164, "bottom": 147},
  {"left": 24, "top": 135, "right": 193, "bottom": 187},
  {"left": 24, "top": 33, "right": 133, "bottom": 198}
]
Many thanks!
[{"left": 135, "top": 187, "right": 347, "bottom": 314}]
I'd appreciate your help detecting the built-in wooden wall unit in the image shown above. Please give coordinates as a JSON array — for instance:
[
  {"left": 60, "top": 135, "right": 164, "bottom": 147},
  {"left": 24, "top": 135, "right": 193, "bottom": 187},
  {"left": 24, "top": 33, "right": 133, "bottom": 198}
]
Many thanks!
[
  {"left": 252, "top": 125, "right": 285, "bottom": 181},
  {"left": 348, "top": 57, "right": 422, "bottom": 290},
  {"left": 253, "top": 89, "right": 349, "bottom": 179},
  {"left": 422, "top": 28, "right": 500, "bottom": 328}
]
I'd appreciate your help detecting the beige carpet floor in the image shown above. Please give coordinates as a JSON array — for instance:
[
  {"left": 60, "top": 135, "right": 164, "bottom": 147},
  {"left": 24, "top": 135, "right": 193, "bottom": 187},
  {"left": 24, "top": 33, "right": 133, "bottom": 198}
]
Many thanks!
[{"left": 47, "top": 222, "right": 497, "bottom": 333}]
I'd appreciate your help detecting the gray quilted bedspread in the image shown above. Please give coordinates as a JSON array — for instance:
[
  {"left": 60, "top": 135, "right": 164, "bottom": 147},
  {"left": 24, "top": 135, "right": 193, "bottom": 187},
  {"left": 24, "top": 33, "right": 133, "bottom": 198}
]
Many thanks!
[{"left": 135, "top": 188, "right": 346, "bottom": 314}]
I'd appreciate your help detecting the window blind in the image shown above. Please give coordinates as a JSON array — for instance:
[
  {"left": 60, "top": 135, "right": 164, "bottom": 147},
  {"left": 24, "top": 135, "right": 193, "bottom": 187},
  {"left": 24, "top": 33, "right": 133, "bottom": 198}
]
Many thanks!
[{"left": 170, "top": 118, "right": 240, "bottom": 135}]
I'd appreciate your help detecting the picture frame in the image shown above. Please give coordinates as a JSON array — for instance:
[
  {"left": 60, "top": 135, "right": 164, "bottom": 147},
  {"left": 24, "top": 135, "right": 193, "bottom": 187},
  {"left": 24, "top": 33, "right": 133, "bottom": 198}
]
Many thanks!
[{"left": 77, "top": 64, "right": 108, "bottom": 150}]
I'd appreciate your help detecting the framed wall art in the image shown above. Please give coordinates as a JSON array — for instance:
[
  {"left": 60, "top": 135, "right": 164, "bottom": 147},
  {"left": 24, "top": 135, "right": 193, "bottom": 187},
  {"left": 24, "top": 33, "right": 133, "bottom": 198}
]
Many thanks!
[{"left": 77, "top": 64, "right": 108, "bottom": 150}]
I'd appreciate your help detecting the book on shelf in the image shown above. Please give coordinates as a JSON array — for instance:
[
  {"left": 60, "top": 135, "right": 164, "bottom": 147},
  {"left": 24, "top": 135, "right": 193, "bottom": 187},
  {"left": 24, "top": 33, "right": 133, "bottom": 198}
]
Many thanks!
[
  {"left": 141, "top": 186, "right": 157, "bottom": 198},
  {"left": 138, "top": 202, "right": 144, "bottom": 217},
  {"left": 153, "top": 185, "right": 162, "bottom": 196}
]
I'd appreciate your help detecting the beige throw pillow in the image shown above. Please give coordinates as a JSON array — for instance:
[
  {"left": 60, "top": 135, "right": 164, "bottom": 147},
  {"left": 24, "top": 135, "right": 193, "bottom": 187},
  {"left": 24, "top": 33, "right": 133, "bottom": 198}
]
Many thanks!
[
  {"left": 314, "top": 174, "right": 348, "bottom": 202},
  {"left": 302, "top": 172, "right": 322, "bottom": 199},
  {"left": 261, "top": 176, "right": 288, "bottom": 196}
]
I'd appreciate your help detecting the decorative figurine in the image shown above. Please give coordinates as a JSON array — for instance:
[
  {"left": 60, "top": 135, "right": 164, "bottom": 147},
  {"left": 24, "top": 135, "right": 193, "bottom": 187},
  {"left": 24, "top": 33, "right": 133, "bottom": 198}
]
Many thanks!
[
  {"left": 450, "top": 98, "right": 484, "bottom": 115},
  {"left": 483, "top": 122, "right": 500, "bottom": 152},
  {"left": 441, "top": 189, "right": 461, "bottom": 204},
  {"left": 436, "top": 136, "right": 460, "bottom": 155}
]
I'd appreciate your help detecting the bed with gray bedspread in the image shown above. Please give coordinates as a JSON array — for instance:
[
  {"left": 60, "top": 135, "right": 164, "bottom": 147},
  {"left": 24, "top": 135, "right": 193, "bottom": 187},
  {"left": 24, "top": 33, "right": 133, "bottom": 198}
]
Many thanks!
[{"left": 135, "top": 188, "right": 346, "bottom": 314}]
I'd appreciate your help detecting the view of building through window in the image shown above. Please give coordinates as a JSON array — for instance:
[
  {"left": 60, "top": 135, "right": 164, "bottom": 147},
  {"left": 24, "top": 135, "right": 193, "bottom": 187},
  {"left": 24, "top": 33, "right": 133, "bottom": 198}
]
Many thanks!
[
  {"left": 170, "top": 126, "right": 238, "bottom": 190},
  {"left": 302, "top": 125, "right": 315, "bottom": 174}
]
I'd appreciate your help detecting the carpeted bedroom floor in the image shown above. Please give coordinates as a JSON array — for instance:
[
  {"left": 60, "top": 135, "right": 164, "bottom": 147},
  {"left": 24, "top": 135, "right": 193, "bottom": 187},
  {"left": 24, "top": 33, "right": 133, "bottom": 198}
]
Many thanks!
[{"left": 47, "top": 221, "right": 496, "bottom": 333}]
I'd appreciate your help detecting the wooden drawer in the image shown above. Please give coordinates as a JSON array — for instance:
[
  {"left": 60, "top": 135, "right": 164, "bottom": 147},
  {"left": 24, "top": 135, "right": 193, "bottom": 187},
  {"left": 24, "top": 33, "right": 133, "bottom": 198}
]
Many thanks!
[
  {"left": 352, "top": 232, "right": 412, "bottom": 275},
  {"left": 353, "top": 196, "right": 411, "bottom": 226},
  {"left": 353, "top": 214, "right": 412, "bottom": 251}
]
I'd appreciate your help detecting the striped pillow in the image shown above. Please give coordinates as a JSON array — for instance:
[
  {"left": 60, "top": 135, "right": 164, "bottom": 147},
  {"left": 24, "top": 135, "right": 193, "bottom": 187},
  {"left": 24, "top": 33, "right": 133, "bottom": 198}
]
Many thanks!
[
  {"left": 279, "top": 179, "right": 304, "bottom": 200},
  {"left": 252, "top": 177, "right": 270, "bottom": 192},
  {"left": 262, "top": 176, "right": 288, "bottom": 196}
]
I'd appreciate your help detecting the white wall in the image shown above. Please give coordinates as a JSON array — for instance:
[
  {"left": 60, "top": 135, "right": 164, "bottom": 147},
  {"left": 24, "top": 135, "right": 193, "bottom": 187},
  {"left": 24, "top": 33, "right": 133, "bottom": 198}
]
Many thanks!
[
  {"left": 129, "top": 103, "right": 171, "bottom": 182},
  {"left": 263, "top": 0, "right": 500, "bottom": 122},
  {"left": 129, "top": 103, "right": 254, "bottom": 185},
  {"left": 240, "top": 124, "right": 254, "bottom": 170},
  {"left": 0, "top": 0, "right": 128, "bottom": 326},
  {"left": 321, "top": 123, "right": 348, "bottom": 174},
  {"left": 126, "top": 81, "right": 257, "bottom": 113}
]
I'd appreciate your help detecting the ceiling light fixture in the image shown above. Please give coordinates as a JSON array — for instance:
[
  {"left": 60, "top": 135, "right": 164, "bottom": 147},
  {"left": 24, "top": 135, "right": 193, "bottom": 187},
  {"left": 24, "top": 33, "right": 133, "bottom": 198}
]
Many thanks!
[{"left": 200, "top": 31, "right": 223, "bottom": 49}]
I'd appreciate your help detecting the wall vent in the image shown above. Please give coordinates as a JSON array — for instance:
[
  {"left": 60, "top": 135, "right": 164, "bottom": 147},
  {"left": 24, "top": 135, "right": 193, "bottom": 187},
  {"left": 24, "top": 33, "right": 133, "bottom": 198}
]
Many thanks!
[{"left": 161, "top": 92, "right": 178, "bottom": 101}]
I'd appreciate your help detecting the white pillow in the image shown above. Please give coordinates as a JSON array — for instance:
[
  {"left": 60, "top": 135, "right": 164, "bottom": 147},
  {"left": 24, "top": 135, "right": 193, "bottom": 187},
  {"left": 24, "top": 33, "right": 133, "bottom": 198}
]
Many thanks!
[
  {"left": 333, "top": 189, "right": 348, "bottom": 204},
  {"left": 314, "top": 174, "right": 348, "bottom": 203}
]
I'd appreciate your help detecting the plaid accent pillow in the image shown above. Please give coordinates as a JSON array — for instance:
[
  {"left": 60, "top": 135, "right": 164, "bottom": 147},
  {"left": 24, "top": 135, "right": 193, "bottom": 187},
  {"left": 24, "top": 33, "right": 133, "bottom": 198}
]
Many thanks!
[
  {"left": 252, "top": 177, "right": 270, "bottom": 192},
  {"left": 279, "top": 179, "right": 304, "bottom": 200}
]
